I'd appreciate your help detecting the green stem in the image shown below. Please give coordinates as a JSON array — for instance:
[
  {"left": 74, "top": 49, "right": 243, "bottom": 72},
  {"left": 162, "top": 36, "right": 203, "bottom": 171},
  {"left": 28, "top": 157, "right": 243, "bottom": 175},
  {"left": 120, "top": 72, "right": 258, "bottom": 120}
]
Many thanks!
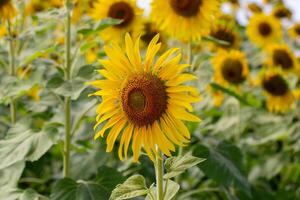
[
  {"left": 7, "top": 20, "right": 17, "bottom": 124},
  {"left": 63, "top": 0, "right": 72, "bottom": 178},
  {"left": 155, "top": 150, "right": 164, "bottom": 200}
]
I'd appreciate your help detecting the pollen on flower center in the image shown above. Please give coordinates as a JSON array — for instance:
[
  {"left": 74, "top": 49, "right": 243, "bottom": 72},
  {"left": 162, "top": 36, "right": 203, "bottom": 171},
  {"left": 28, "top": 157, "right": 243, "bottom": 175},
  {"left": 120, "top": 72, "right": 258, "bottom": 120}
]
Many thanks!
[
  {"left": 221, "top": 58, "right": 245, "bottom": 84},
  {"left": 170, "top": 0, "right": 202, "bottom": 17},
  {"left": 121, "top": 73, "right": 168, "bottom": 126},
  {"left": 258, "top": 22, "right": 272, "bottom": 36},
  {"left": 273, "top": 49, "right": 293, "bottom": 69},
  {"left": 108, "top": 2, "right": 134, "bottom": 28},
  {"left": 263, "top": 75, "right": 288, "bottom": 96}
]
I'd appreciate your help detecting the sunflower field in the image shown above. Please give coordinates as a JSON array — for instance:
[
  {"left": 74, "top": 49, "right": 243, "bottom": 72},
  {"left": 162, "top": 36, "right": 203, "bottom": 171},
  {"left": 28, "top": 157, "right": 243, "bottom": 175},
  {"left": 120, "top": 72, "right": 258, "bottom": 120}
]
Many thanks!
[{"left": 1, "top": 0, "right": 300, "bottom": 199}]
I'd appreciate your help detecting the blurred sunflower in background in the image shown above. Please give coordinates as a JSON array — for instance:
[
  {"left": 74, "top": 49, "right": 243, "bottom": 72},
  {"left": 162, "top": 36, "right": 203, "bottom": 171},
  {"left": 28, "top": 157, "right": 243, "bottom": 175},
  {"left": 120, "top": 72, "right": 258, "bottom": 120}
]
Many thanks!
[
  {"left": 247, "top": 3, "right": 263, "bottom": 14},
  {"left": 208, "top": 14, "right": 240, "bottom": 51},
  {"left": 141, "top": 21, "right": 167, "bottom": 49},
  {"left": 267, "top": 44, "right": 299, "bottom": 74},
  {"left": 212, "top": 50, "right": 249, "bottom": 87},
  {"left": 0, "top": 0, "right": 17, "bottom": 20},
  {"left": 90, "top": 0, "right": 143, "bottom": 43},
  {"left": 151, "top": 0, "right": 220, "bottom": 42},
  {"left": 247, "top": 14, "right": 282, "bottom": 47},
  {"left": 288, "top": 23, "right": 300, "bottom": 40},
  {"left": 272, "top": 4, "right": 292, "bottom": 20},
  {"left": 90, "top": 34, "right": 201, "bottom": 162},
  {"left": 259, "top": 68, "right": 295, "bottom": 113},
  {"left": 0, "top": 24, "right": 6, "bottom": 37}
]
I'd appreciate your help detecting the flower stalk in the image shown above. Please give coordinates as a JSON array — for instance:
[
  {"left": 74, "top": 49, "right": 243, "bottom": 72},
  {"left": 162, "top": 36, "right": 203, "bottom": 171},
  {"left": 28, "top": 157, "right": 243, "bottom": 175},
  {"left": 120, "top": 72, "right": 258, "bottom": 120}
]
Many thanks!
[
  {"left": 7, "top": 20, "right": 17, "bottom": 124},
  {"left": 63, "top": 0, "right": 72, "bottom": 178},
  {"left": 155, "top": 150, "right": 164, "bottom": 200}
]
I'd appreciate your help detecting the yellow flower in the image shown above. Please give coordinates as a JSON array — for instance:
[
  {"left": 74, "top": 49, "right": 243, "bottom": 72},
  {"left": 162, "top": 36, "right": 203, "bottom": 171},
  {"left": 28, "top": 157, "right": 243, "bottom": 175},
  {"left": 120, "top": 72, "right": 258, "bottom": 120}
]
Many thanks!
[
  {"left": 259, "top": 68, "right": 295, "bottom": 113},
  {"left": 27, "top": 85, "right": 41, "bottom": 101},
  {"left": 89, "top": 34, "right": 201, "bottom": 162},
  {"left": 86, "top": 46, "right": 99, "bottom": 64},
  {"left": 90, "top": 0, "right": 143, "bottom": 43},
  {"left": 247, "top": 3, "right": 263, "bottom": 13},
  {"left": 0, "top": 0, "right": 17, "bottom": 20},
  {"left": 266, "top": 44, "right": 299, "bottom": 74},
  {"left": 288, "top": 23, "right": 300, "bottom": 40},
  {"left": 247, "top": 14, "right": 282, "bottom": 47},
  {"left": 208, "top": 14, "right": 240, "bottom": 51},
  {"left": 0, "top": 24, "right": 7, "bottom": 37},
  {"left": 212, "top": 50, "right": 249, "bottom": 87},
  {"left": 141, "top": 21, "right": 167, "bottom": 50},
  {"left": 151, "top": 0, "right": 220, "bottom": 42},
  {"left": 25, "top": 0, "right": 49, "bottom": 15},
  {"left": 272, "top": 4, "right": 292, "bottom": 19}
]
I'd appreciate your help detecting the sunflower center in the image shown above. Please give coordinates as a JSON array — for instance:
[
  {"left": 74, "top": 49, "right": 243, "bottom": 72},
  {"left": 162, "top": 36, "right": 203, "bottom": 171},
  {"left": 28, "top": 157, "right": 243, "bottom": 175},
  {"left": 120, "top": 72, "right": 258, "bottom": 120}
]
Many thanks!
[
  {"left": 273, "top": 49, "right": 293, "bottom": 69},
  {"left": 263, "top": 75, "right": 288, "bottom": 96},
  {"left": 295, "top": 26, "right": 300, "bottom": 35},
  {"left": 211, "top": 27, "right": 235, "bottom": 48},
  {"left": 258, "top": 22, "right": 272, "bottom": 36},
  {"left": 141, "top": 23, "right": 160, "bottom": 45},
  {"left": 108, "top": 2, "right": 134, "bottom": 28},
  {"left": 221, "top": 58, "right": 245, "bottom": 84},
  {"left": 0, "top": 0, "right": 9, "bottom": 6},
  {"left": 274, "top": 8, "right": 291, "bottom": 18},
  {"left": 170, "top": 0, "right": 202, "bottom": 17},
  {"left": 121, "top": 73, "right": 168, "bottom": 126}
]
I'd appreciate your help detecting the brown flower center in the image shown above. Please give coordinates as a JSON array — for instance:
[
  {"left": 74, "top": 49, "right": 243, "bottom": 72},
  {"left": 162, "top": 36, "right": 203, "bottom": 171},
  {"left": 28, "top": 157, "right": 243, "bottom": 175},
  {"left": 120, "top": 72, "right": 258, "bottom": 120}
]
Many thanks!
[
  {"left": 221, "top": 58, "right": 245, "bottom": 84},
  {"left": 0, "top": 0, "right": 9, "bottom": 6},
  {"left": 258, "top": 22, "right": 272, "bottom": 36},
  {"left": 108, "top": 2, "right": 134, "bottom": 28},
  {"left": 295, "top": 26, "right": 300, "bottom": 35},
  {"left": 263, "top": 74, "right": 288, "bottom": 96},
  {"left": 274, "top": 8, "right": 291, "bottom": 19},
  {"left": 141, "top": 23, "right": 160, "bottom": 45},
  {"left": 121, "top": 73, "right": 168, "bottom": 126},
  {"left": 210, "top": 27, "right": 235, "bottom": 48},
  {"left": 273, "top": 49, "right": 293, "bottom": 70},
  {"left": 170, "top": 0, "right": 202, "bottom": 17}
]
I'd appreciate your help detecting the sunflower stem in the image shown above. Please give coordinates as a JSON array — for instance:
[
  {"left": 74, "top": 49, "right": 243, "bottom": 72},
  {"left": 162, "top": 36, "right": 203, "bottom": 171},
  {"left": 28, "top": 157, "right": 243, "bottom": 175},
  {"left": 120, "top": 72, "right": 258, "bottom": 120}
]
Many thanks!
[
  {"left": 7, "top": 20, "right": 17, "bottom": 124},
  {"left": 63, "top": 0, "right": 72, "bottom": 178},
  {"left": 155, "top": 150, "right": 164, "bottom": 200}
]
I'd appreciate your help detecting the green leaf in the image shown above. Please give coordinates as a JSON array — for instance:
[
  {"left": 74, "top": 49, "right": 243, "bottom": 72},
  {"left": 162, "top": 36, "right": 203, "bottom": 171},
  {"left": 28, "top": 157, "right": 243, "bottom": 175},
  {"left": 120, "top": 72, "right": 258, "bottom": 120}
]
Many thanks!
[
  {"left": 0, "top": 161, "right": 25, "bottom": 188},
  {"left": 194, "top": 141, "right": 251, "bottom": 197},
  {"left": 110, "top": 175, "right": 148, "bottom": 200},
  {"left": 0, "top": 124, "right": 56, "bottom": 170},
  {"left": 145, "top": 180, "right": 180, "bottom": 200},
  {"left": 76, "top": 65, "right": 96, "bottom": 79},
  {"left": 50, "top": 178, "right": 110, "bottom": 200},
  {"left": 202, "top": 35, "right": 231, "bottom": 46},
  {"left": 210, "top": 82, "right": 261, "bottom": 108},
  {"left": 95, "top": 166, "right": 126, "bottom": 191},
  {"left": 47, "top": 77, "right": 88, "bottom": 100},
  {"left": 164, "top": 154, "right": 205, "bottom": 179},
  {"left": 21, "top": 46, "right": 56, "bottom": 66},
  {"left": 0, "top": 187, "right": 46, "bottom": 200},
  {"left": 78, "top": 18, "right": 122, "bottom": 36}
]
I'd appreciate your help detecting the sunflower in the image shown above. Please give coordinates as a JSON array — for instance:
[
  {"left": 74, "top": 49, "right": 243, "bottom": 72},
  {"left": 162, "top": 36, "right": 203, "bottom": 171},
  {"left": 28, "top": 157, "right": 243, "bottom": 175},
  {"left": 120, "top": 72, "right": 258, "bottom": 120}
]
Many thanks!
[
  {"left": 288, "top": 23, "right": 300, "bottom": 40},
  {"left": 212, "top": 50, "right": 249, "bottom": 87},
  {"left": 267, "top": 44, "right": 299, "bottom": 73},
  {"left": 247, "top": 3, "right": 263, "bottom": 13},
  {"left": 86, "top": 46, "right": 99, "bottom": 64},
  {"left": 259, "top": 68, "right": 295, "bottom": 113},
  {"left": 0, "top": 24, "right": 6, "bottom": 37},
  {"left": 141, "top": 21, "right": 167, "bottom": 50},
  {"left": 151, "top": 0, "right": 220, "bottom": 42},
  {"left": 90, "top": 0, "right": 143, "bottom": 43},
  {"left": 0, "top": 0, "right": 17, "bottom": 20},
  {"left": 89, "top": 34, "right": 201, "bottom": 162},
  {"left": 272, "top": 4, "right": 292, "bottom": 19},
  {"left": 247, "top": 14, "right": 282, "bottom": 47},
  {"left": 208, "top": 15, "right": 240, "bottom": 51}
]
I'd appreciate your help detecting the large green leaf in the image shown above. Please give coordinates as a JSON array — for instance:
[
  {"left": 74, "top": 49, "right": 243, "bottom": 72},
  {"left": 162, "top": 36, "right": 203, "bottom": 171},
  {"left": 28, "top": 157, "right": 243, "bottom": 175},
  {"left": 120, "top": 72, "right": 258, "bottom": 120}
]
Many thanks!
[
  {"left": 109, "top": 175, "right": 148, "bottom": 200},
  {"left": 164, "top": 154, "right": 205, "bottom": 179},
  {"left": 146, "top": 180, "right": 180, "bottom": 200},
  {"left": 0, "top": 187, "right": 47, "bottom": 200},
  {"left": 0, "top": 161, "right": 25, "bottom": 188},
  {"left": 95, "top": 166, "right": 126, "bottom": 191},
  {"left": 50, "top": 178, "right": 110, "bottom": 200},
  {"left": 194, "top": 141, "right": 251, "bottom": 197},
  {"left": 0, "top": 123, "right": 58, "bottom": 170}
]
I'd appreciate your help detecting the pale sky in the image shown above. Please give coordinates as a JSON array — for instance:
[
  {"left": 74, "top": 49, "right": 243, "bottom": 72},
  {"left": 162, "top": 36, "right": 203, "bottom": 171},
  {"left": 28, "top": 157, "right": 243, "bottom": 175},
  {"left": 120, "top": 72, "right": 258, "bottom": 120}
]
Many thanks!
[{"left": 137, "top": 0, "right": 300, "bottom": 23}]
